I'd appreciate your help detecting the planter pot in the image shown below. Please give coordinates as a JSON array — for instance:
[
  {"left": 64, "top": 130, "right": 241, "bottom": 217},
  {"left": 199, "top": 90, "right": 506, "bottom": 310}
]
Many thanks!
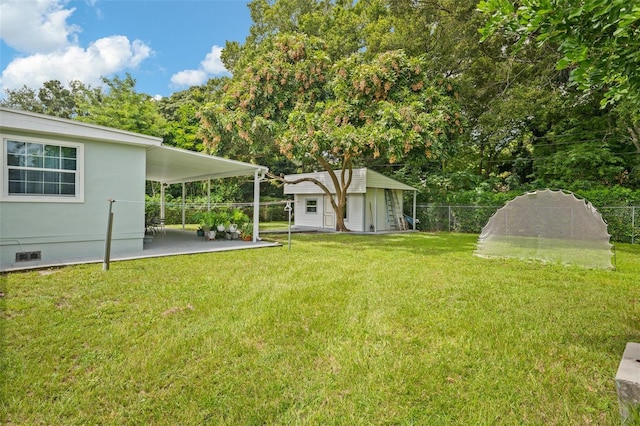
[
  {"left": 228, "top": 224, "right": 238, "bottom": 233},
  {"left": 196, "top": 229, "right": 205, "bottom": 237},
  {"left": 207, "top": 230, "right": 216, "bottom": 240},
  {"left": 242, "top": 235, "right": 252, "bottom": 241},
  {"left": 217, "top": 224, "right": 226, "bottom": 232}
]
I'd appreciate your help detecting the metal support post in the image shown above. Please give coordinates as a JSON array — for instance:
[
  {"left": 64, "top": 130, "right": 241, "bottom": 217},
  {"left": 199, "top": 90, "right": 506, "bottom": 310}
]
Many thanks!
[
  {"left": 253, "top": 169, "right": 263, "bottom": 243},
  {"left": 181, "top": 182, "right": 186, "bottom": 230},
  {"left": 285, "top": 200, "right": 292, "bottom": 251},
  {"left": 632, "top": 206, "right": 636, "bottom": 245},
  {"left": 103, "top": 199, "right": 115, "bottom": 271}
]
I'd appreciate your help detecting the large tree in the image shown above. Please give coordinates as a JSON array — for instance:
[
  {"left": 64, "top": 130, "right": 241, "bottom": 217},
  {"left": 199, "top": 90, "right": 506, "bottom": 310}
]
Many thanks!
[
  {"left": 75, "top": 74, "right": 166, "bottom": 137},
  {"left": 158, "top": 78, "right": 229, "bottom": 151},
  {"left": 0, "top": 79, "right": 95, "bottom": 119},
  {"left": 200, "top": 33, "right": 463, "bottom": 231},
  {"left": 477, "top": 0, "right": 640, "bottom": 189},
  {"left": 478, "top": 0, "right": 640, "bottom": 109}
]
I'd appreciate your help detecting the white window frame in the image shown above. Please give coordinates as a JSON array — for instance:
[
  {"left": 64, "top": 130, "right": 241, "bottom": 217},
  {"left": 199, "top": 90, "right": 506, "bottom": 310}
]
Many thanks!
[
  {"left": 305, "top": 198, "right": 318, "bottom": 214},
  {"left": 1, "top": 134, "right": 84, "bottom": 203}
]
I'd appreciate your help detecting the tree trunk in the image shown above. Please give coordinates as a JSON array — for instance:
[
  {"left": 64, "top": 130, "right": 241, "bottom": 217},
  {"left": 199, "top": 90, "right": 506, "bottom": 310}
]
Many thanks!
[
  {"left": 334, "top": 195, "right": 349, "bottom": 232},
  {"left": 628, "top": 124, "right": 640, "bottom": 153},
  {"left": 268, "top": 157, "right": 353, "bottom": 232}
]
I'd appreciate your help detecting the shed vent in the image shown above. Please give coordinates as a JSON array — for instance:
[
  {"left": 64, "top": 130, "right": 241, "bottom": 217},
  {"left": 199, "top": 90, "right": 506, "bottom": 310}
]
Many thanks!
[{"left": 15, "top": 251, "right": 42, "bottom": 262}]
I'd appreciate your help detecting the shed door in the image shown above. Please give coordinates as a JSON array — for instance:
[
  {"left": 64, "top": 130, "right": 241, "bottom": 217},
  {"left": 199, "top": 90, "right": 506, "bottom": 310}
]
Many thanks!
[{"left": 323, "top": 196, "right": 334, "bottom": 228}]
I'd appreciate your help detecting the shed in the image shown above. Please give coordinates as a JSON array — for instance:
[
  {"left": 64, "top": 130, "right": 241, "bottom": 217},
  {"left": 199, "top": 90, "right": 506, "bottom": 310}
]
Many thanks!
[
  {"left": 283, "top": 168, "right": 417, "bottom": 232},
  {"left": 0, "top": 107, "right": 268, "bottom": 271}
]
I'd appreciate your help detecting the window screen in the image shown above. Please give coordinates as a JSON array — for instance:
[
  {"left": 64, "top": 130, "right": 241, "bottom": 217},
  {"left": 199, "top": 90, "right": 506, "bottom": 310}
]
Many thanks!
[{"left": 6, "top": 140, "right": 77, "bottom": 196}]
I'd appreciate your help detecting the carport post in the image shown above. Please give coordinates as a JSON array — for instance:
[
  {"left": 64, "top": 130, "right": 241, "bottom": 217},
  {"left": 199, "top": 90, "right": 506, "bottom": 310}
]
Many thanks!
[
  {"left": 160, "top": 183, "right": 165, "bottom": 224},
  {"left": 181, "top": 182, "right": 186, "bottom": 230},
  {"left": 252, "top": 169, "right": 262, "bottom": 242},
  {"left": 412, "top": 190, "right": 417, "bottom": 230}
]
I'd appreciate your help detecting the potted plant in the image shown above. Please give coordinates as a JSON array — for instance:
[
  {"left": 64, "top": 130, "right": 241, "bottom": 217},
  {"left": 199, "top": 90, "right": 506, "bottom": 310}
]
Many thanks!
[
  {"left": 198, "top": 211, "right": 219, "bottom": 240},
  {"left": 216, "top": 210, "right": 230, "bottom": 235},
  {"left": 229, "top": 208, "right": 249, "bottom": 233},
  {"left": 241, "top": 222, "right": 254, "bottom": 241}
]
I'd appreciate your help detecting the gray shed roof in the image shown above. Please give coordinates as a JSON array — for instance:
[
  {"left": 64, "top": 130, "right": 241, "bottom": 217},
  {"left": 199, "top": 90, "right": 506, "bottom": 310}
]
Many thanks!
[{"left": 283, "top": 168, "right": 416, "bottom": 194}]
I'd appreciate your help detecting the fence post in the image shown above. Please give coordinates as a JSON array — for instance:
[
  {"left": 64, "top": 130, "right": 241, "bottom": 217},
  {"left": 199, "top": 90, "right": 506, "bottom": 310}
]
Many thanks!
[
  {"left": 632, "top": 206, "right": 636, "bottom": 245},
  {"left": 448, "top": 206, "right": 451, "bottom": 232}
]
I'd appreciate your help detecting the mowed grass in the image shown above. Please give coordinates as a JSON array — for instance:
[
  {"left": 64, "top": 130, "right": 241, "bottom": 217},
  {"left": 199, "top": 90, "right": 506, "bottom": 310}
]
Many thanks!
[{"left": 1, "top": 233, "right": 639, "bottom": 425}]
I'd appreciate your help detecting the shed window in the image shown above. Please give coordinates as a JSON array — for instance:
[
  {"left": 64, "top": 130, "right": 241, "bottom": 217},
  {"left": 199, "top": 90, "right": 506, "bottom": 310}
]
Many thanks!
[
  {"left": 306, "top": 199, "right": 318, "bottom": 213},
  {"left": 3, "top": 137, "right": 83, "bottom": 202}
]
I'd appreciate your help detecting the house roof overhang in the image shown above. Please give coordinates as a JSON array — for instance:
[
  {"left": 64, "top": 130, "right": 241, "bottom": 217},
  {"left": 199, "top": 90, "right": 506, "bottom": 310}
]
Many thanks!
[
  {"left": 0, "top": 108, "right": 268, "bottom": 185},
  {"left": 146, "top": 145, "right": 268, "bottom": 184},
  {"left": 0, "top": 107, "right": 162, "bottom": 147}
]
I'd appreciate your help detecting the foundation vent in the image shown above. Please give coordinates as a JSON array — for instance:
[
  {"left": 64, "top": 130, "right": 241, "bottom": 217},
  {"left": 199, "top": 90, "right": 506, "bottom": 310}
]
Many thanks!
[{"left": 15, "top": 251, "right": 42, "bottom": 262}]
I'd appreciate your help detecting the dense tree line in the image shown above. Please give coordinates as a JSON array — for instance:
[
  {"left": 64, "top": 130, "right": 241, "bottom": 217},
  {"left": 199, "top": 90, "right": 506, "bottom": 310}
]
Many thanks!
[{"left": 2, "top": 0, "right": 639, "bottom": 212}]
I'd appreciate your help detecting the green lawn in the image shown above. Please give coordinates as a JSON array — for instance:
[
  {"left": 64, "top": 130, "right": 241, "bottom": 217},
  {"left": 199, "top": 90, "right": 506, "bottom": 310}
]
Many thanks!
[{"left": 1, "top": 233, "right": 639, "bottom": 425}]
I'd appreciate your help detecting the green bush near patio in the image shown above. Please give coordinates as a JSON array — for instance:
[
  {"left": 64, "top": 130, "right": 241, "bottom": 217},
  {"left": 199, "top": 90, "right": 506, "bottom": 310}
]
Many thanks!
[{"left": 1, "top": 233, "right": 639, "bottom": 424}]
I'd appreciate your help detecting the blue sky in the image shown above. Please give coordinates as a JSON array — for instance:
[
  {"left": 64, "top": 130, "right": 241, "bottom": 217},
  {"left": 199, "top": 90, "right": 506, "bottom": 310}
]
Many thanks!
[{"left": 0, "top": 0, "right": 253, "bottom": 98}]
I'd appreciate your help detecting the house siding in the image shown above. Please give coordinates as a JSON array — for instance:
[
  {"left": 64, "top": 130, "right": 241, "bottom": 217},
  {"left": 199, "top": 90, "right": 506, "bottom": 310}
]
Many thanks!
[{"left": 0, "top": 138, "right": 145, "bottom": 271}]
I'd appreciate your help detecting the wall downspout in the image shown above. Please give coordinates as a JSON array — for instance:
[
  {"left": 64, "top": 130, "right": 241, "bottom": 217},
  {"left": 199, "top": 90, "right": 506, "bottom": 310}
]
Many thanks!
[{"left": 160, "top": 183, "right": 165, "bottom": 226}]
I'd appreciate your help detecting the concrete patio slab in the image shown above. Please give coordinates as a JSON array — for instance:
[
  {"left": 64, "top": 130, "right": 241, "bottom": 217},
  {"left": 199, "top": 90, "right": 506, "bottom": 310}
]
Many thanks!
[{"left": 2, "top": 228, "right": 281, "bottom": 273}]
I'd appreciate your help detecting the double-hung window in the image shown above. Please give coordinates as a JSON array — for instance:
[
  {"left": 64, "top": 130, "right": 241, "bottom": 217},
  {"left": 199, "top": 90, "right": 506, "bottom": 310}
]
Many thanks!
[
  {"left": 3, "top": 137, "right": 83, "bottom": 202},
  {"left": 305, "top": 199, "right": 318, "bottom": 213}
]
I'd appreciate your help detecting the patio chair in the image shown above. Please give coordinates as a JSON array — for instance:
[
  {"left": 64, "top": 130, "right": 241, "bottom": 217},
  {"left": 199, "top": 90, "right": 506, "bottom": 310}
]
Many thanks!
[{"left": 152, "top": 217, "right": 166, "bottom": 235}]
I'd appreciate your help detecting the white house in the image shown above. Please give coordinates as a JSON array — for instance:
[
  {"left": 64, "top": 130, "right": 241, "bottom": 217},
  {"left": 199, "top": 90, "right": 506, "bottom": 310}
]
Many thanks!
[
  {"left": 0, "top": 108, "right": 267, "bottom": 271},
  {"left": 283, "top": 168, "right": 417, "bottom": 232}
]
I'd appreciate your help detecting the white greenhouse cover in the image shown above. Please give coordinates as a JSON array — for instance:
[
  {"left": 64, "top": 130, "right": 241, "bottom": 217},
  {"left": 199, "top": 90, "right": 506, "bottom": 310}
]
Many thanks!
[{"left": 475, "top": 189, "right": 613, "bottom": 269}]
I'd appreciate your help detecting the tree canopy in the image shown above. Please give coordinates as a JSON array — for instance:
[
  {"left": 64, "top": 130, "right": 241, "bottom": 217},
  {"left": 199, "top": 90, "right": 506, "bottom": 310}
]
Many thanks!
[
  {"left": 200, "top": 33, "right": 463, "bottom": 230},
  {"left": 478, "top": 0, "right": 640, "bottom": 109},
  {"left": 2, "top": 0, "right": 639, "bottom": 206}
]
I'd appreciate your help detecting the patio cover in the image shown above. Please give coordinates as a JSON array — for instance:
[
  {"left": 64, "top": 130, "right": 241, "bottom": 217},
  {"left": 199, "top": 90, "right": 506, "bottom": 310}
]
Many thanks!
[
  {"left": 146, "top": 145, "right": 267, "bottom": 184},
  {"left": 144, "top": 144, "right": 268, "bottom": 243}
]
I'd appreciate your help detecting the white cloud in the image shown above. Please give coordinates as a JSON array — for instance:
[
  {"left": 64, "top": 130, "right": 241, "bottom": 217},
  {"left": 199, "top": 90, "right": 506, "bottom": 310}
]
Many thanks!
[
  {"left": 0, "top": 0, "right": 154, "bottom": 94},
  {"left": 170, "top": 45, "right": 229, "bottom": 88},
  {"left": 0, "top": 36, "right": 153, "bottom": 91},
  {"left": 0, "top": 0, "right": 80, "bottom": 53},
  {"left": 170, "top": 69, "right": 208, "bottom": 87},
  {"left": 201, "top": 46, "right": 226, "bottom": 75}
]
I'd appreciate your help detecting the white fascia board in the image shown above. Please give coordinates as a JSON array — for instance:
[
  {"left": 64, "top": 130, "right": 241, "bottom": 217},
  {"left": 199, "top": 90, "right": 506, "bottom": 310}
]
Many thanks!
[
  {"left": 146, "top": 145, "right": 268, "bottom": 184},
  {"left": 0, "top": 107, "right": 162, "bottom": 147}
]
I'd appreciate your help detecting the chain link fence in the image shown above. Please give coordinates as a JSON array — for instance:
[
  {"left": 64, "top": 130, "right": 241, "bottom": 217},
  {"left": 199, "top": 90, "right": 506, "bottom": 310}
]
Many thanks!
[
  {"left": 145, "top": 201, "right": 290, "bottom": 226},
  {"left": 415, "top": 204, "right": 639, "bottom": 244},
  {"left": 145, "top": 200, "right": 638, "bottom": 244}
]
